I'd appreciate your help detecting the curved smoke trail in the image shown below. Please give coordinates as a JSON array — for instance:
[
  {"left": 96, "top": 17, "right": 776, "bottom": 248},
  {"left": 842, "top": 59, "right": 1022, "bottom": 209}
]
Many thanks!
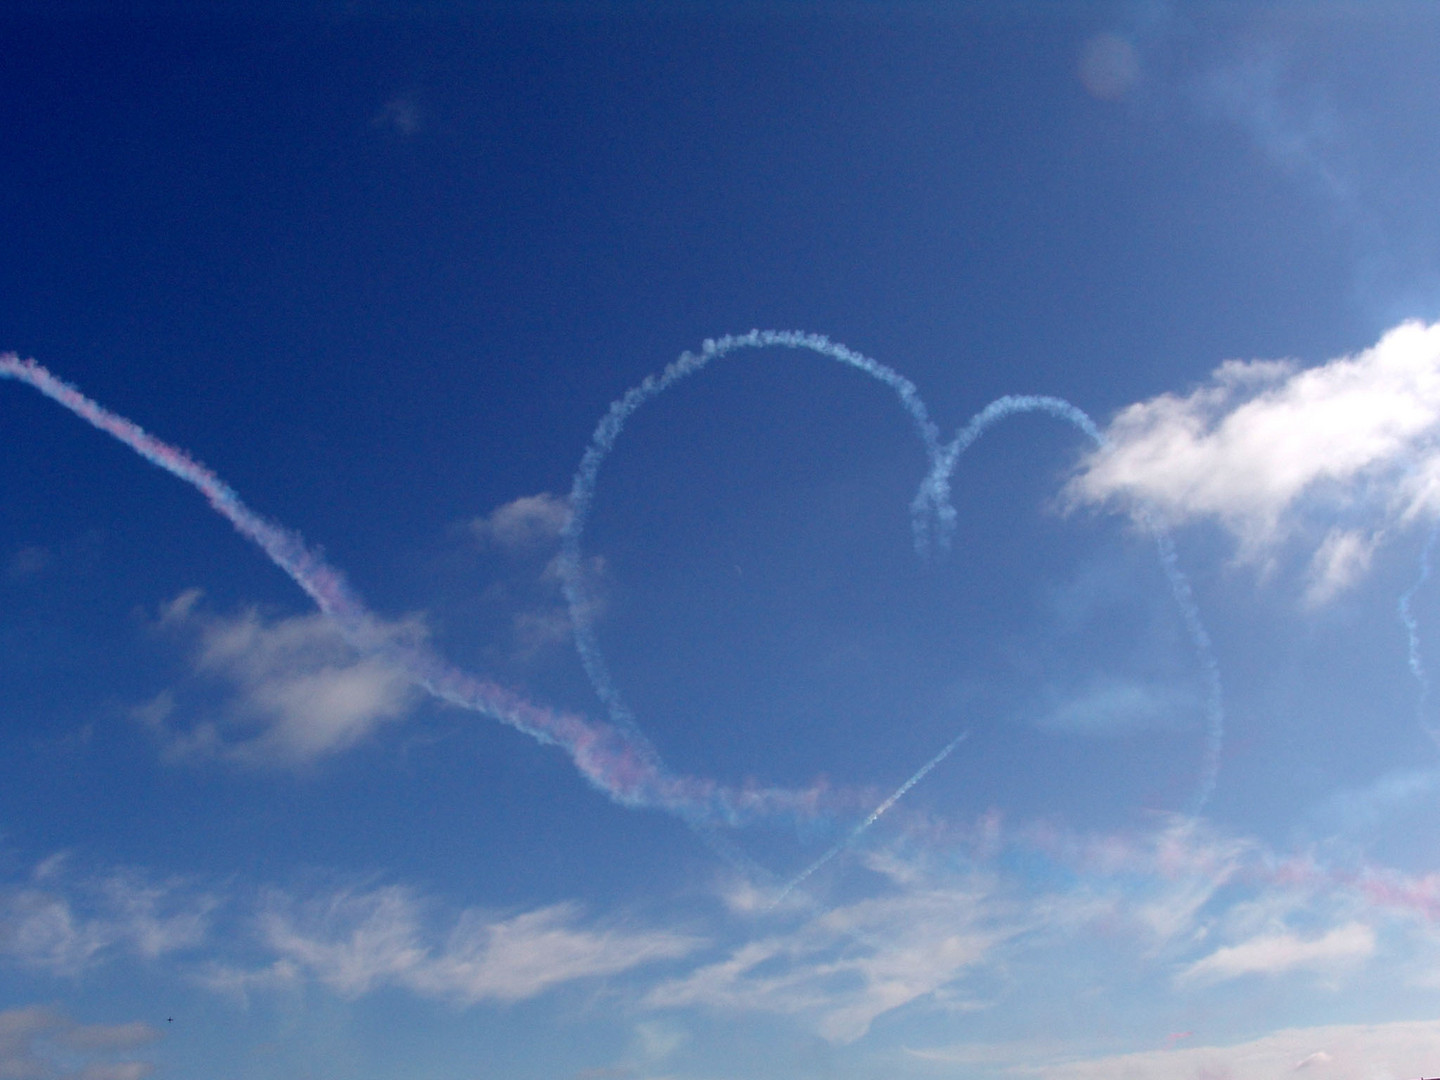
[
  {"left": 559, "top": 330, "right": 946, "bottom": 759},
  {"left": 1399, "top": 523, "right": 1440, "bottom": 750},
  {"left": 0, "top": 351, "right": 859, "bottom": 829},
  {"left": 923, "top": 394, "right": 1224, "bottom": 814},
  {"left": 2, "top": 331, "right": 1225, "bottom": 864},
  {"left": 561, "top": 334, "right": 1226, "bottom": 828}
]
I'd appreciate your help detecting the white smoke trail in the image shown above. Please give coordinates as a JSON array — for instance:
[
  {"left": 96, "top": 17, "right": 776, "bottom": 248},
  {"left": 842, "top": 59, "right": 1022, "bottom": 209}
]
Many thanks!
[
  {"left": 3, "top": 331, "right": 1226, "bottom": 861},
  {"left": 0, "top": 352, "right": 857, "bottom": 828}
]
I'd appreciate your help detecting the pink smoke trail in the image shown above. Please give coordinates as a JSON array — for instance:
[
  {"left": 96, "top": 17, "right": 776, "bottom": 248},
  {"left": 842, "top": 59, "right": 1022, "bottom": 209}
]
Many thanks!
[{"left": 0, "top": 352, "right": 852, "bottom": 827}]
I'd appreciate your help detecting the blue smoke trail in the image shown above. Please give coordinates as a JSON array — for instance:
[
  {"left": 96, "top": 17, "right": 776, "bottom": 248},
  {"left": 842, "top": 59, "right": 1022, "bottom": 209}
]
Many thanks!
[
  {"left": 561, "top": 335, "right": 1227, "bottom": 889},
  {"left": 1399, "top": 522, "right": 1440, "bottom": 750},
  {"left": 559, "top": 330, "right": 946, "bottom": 765},
  {"left": 919, "top": 394, "right": 1223, "bottom": 814}
]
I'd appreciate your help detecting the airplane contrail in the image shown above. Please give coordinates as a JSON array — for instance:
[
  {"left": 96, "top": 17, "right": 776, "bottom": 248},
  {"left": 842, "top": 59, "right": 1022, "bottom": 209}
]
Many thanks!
[{"left": 771, "top": 731, "right": 969, "bottom": 907}]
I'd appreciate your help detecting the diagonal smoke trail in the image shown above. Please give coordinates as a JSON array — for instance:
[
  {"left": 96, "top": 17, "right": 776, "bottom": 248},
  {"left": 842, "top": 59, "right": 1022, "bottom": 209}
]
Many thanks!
[{"left": 0, "top": 351, "right": 855, "bottom": 829}]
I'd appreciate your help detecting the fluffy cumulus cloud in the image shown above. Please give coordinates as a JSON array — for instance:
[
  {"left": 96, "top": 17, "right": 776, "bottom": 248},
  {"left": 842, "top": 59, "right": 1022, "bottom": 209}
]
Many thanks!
[
  {"left": 244, "top": 886, "right": 700, "bottom": 1005},
  {"left": 470, "top": 493, "right": 572, "bottom": 554},
  {"left": 0, "top": 1005, "right": 159, "bottom": 1080},
  {"left": 138, "top": 590, "right": 422, "bottom": 766},
  {"left": 1069, "top": 320, "right": 1440, "bottom": 599},
  {"left": 467, "top": 492, "right": 607, "bottom": 659}
]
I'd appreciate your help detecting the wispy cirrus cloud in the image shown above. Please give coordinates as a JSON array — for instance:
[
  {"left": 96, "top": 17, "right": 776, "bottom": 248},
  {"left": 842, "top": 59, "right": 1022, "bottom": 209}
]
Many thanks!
[
  {"left": 1015, "top": 1018, "right": 1440, "bottom": 1080},
  {"left": 652, "top": 811, "right": 1420, "bottom": 1045},
  {"left": 468, "top": 493, "right": 604, "bottom": 660},
  {"left": 1176, "top": 921, "right": 1375, "bottom": 987},
  {"left": 5, "top": 543, "right": 51, "bottom": 580},
  {"left": 648, "top": 854, "right": 1013, "bottom": 1043},
  {"left": 374, "top": 93, "right": 422, "bottom": 136},
  {"left": 1069, "top": 320, "right": 1440, "bottom": 601},
  {"left": 0, "top": 858, "right": 212, "bottom": 976},
  {"left": 0, "top": 1005, "right": 159, "bottom": 1080},
  {"left": 235, "top": 885, "right": 700, "bottom": 1005},
  {"left": 1034, "top": 676, "right": 1199, "bottom": 738}
]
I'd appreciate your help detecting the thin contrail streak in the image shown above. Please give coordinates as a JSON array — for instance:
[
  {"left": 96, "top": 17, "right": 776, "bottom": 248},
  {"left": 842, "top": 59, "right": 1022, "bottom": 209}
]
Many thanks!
[{"left": 772, "top": 732, "right": 969, "bottom": 906}]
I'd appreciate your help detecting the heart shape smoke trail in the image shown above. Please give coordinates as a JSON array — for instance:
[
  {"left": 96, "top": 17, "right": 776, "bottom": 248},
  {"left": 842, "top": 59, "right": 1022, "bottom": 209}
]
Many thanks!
[
  {"left": 0, "top": 336, "right": 1221, "bottom": 852},
  {"left": 559, "top": 331, "right": 1224, "bottom": 830}
]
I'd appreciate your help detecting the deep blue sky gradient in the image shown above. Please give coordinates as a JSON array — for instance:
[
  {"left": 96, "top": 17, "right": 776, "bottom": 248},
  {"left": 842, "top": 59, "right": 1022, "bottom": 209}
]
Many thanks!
[{"left": 4, "top": 6, "right": 1440, "bottom": 1078}]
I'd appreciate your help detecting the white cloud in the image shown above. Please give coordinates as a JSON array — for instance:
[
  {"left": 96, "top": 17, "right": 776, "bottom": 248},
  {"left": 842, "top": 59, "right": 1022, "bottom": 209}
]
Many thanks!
[
  {"left": 467, "top": 496, "right": 602, "bottom": 660},
  {"left": 0, "top": 1005, "right": 158, "bottom": 1080},
  {"left": 193, "top": 957, "right": 302, "bottom": 1002},
  {"left": 646, "top": 862, "right": 1011, "bottom": 1043},
  {"left": 1176, "top": 921, "right": 1375, "bottom": 987},
  {"left": 5, "top": 544, "right": 50, "bottom": 580},
  {"left": 1069, "top": 320, "right": 1440, "bottom": 595},
  {"left": 1078, "top": 34, "right": 1139, "bottom": 102},
  {"left": 254, "top": 886, "right": 700, "bottom": 1005},
  {"left": 1305, "top": 526, "right": 1381, "bottom": 605},
  {"left": 471, "top": 493, "right": 572, "bottom": 554},
  {"left": 0, "top": 864, "right": 212, "bottom": 976},
  {"left": 1035, "top": 677, "right": 1197, "bottom": 737},
  {"left": 142, "top": 591, "right": 422, "bottom": 766},
  {"left": 374, "top": 94, "right": 421, "bottom": 135},
  {"left": 1021, "top": 1018, "right": 1440, "bottom": 1080}
]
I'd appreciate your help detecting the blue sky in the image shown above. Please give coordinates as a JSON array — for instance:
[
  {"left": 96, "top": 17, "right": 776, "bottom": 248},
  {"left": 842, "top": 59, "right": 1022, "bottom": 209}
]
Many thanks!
[{"left": 4, "top": 4, "right": 1440, "bottom": 1078}]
